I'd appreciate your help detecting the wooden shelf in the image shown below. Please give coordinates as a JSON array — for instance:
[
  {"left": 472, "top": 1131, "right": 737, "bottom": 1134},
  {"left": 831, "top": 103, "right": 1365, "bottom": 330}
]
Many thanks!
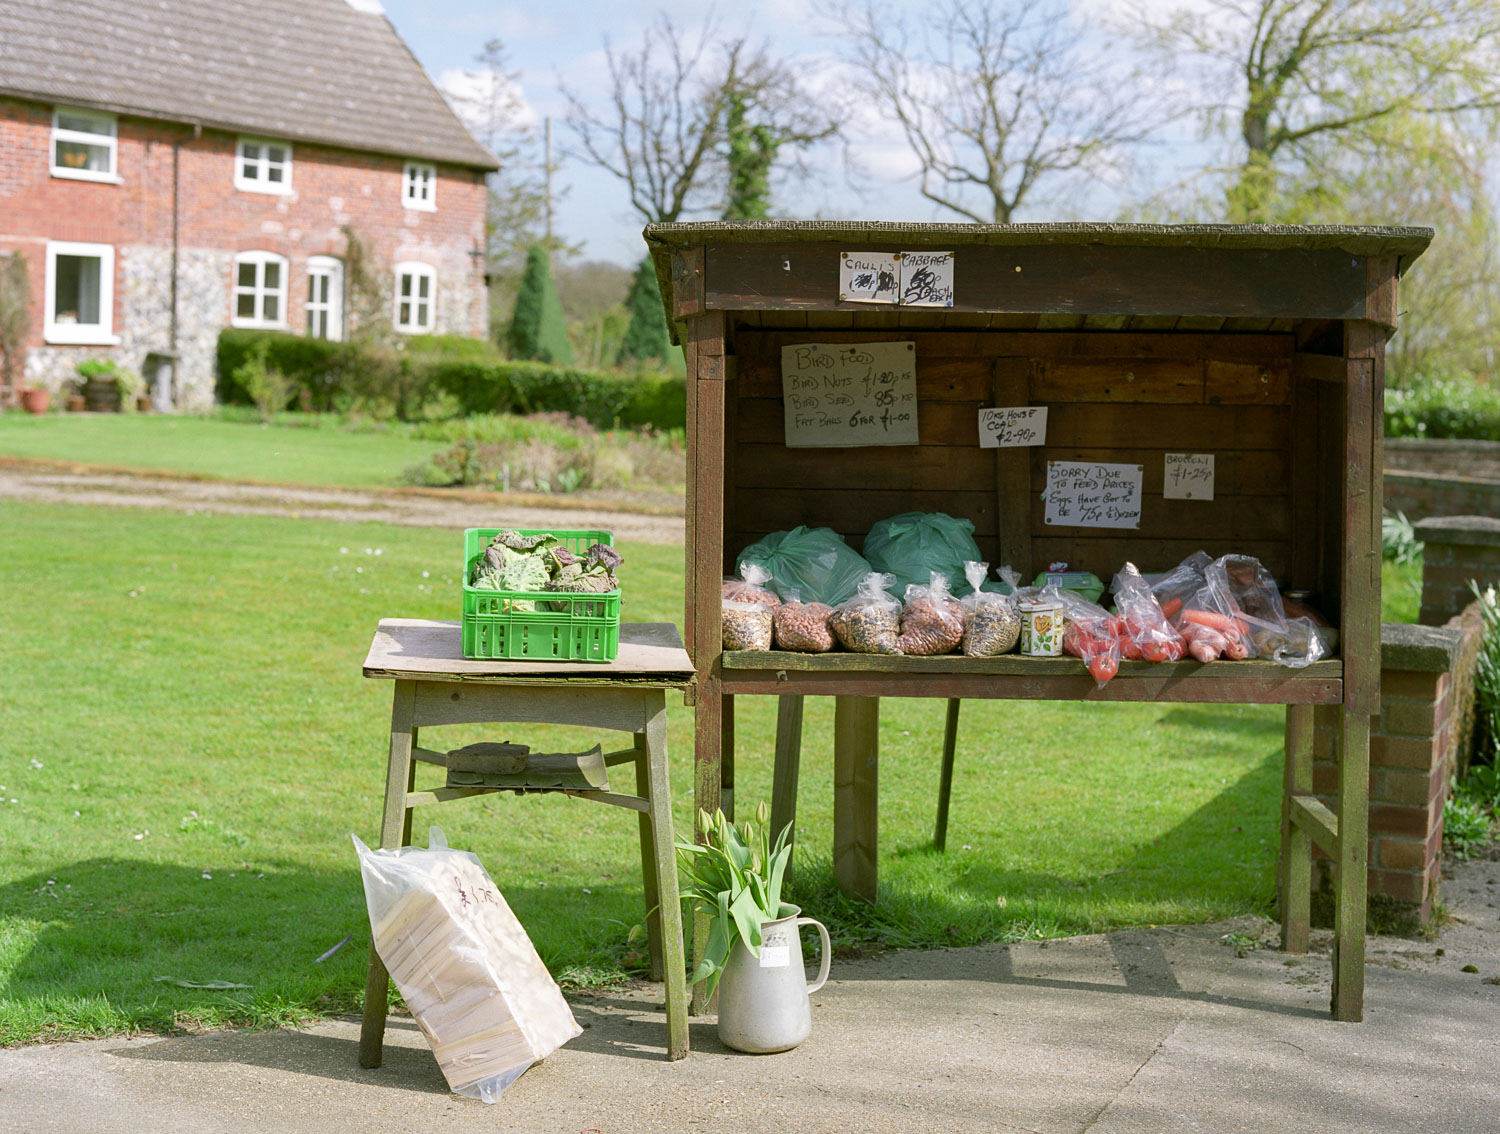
[{"left": 719, "top": 650, "right": 1342, "bottom": 704}]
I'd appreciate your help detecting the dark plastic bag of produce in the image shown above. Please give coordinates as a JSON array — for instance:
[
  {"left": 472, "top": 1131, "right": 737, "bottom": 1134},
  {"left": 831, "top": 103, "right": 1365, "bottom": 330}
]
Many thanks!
[
  {"left": 862, "top": 512, "right": 985, "bottom": 596},
  {"left": 738, "top": 527, "right": 872, "bottom": 607}
]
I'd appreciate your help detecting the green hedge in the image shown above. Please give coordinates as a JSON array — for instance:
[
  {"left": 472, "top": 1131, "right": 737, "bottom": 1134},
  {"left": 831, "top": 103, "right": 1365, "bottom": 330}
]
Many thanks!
[
  {"left": 1386, "top": 369, "right": 1500, "bottom": 440},
  {"left": 215, "top": 328, "right": 686, "bottom": 430}
]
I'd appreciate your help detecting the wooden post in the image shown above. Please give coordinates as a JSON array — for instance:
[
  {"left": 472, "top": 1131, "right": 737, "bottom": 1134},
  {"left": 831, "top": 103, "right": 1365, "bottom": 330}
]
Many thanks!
[
  {"left": 634, "top": 728, "right": 664, "bottom": 984},
  {"left": 934, "top": 698, "right": 961, "bottom": 851},
  {"left": 686, "top": 309, "right": 727, "bottom": 1014},
  {"left": 1330, "top": 319, "right": 1381, "bottom": 1022},
  {"left": 1280, "top": 703, "right": 1313, "bottom": 953},
  {"left": 770, "top": 695, "right": 805, "bottom": 853},
  {"left": 833, "top": 696, "right": 880, "bottom": 903}
]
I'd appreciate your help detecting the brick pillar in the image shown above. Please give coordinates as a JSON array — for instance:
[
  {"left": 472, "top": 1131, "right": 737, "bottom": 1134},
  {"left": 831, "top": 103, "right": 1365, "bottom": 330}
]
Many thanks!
[
  {"left": 1416, "top": 515, "right": 1500, "bottom": 625},
  {"left": 1309, "top": 622, "right": 1465, "bottom": 921}
]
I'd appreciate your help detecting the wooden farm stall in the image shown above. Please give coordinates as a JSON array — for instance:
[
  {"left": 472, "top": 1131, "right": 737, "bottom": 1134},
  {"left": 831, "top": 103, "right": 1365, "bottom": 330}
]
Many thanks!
[{"left": 646, "top": 221, "right": 1432, "bottom": 1021}]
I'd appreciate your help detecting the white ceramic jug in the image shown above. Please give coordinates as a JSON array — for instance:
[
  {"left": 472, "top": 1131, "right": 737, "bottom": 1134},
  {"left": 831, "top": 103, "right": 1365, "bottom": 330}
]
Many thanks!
[{"left": 716, "top": 903, "right": 831, "bottom": 1054}]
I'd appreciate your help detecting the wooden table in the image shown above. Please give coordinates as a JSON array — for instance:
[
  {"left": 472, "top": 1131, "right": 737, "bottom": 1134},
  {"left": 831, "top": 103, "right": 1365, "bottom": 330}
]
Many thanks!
[{"left": 356, "top": 619, "right": 696, "bottom": 1066}]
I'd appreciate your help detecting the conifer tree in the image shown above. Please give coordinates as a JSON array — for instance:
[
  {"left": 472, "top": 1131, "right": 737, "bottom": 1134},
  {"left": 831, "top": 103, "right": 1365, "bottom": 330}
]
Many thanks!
[
  {"left": 506, "top": 245, "right": 573, "bottom": 364},
  {"left": 616, "top": 257, "right": 672, "bottom": 365}
]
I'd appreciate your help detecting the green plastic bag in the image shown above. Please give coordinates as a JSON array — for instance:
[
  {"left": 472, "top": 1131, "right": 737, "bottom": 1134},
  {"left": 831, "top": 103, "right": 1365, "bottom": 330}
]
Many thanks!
[
  {"left": 862, "top": 512, "right": 987, "bottom": 596},
  {"left": 737, "top": 527, "right": 872, "bottom": 607}
]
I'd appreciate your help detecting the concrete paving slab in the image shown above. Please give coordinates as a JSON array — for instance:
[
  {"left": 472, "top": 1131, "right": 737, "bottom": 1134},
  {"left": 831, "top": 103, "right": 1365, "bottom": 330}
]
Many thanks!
[{"left": 2, "top": 860, "right": 1496, "bottom": 1134}]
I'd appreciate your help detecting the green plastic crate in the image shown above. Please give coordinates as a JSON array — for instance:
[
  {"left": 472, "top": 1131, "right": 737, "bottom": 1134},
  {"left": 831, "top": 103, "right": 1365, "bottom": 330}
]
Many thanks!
[{"left": 462, "top": 528, "right": 621, "bottom": 662}]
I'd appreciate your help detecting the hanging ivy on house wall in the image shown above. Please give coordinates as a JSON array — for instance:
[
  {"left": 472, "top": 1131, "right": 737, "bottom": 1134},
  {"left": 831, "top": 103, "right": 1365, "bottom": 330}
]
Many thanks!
[{"left": 0, "top": 251, "right": 31, "bottom": 401}]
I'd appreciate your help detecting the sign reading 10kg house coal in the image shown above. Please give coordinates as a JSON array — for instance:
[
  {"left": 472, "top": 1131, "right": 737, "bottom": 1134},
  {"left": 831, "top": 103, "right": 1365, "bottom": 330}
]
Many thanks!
[{"left": 780, "top": 341, "right": 919, "bottom": 448}]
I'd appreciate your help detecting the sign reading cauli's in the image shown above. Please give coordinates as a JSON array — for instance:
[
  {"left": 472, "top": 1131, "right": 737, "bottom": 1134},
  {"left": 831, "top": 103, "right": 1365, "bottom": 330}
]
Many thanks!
[{"left": 781, "top": 341, "right": 919, "bottom": 448}]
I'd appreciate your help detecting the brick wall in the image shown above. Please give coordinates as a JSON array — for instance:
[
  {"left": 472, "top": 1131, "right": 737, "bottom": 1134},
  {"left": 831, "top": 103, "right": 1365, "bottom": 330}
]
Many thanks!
[
  {"left": 1386, "top": 438, "right": 1500, "bottom": 481},
  {"left": 0, "top": 95, "right": 490, "bottom": 406},
  {"left": 1384, "top": 473, "right": 1500, "bottom": 526},
  {"left": 1307, "top": 621, "right": 1478, "bottom": 919},
  {"left": 1415, "top": 516, "right": 1500, "bottom": 626}
]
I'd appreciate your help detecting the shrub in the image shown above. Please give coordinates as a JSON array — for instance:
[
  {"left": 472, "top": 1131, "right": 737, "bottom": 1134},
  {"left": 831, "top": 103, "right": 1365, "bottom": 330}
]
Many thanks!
[
  {"left": 215, "top": 328, "right": 685, "bottom": 429},
  {"left": 1385, "top": 368, "right": 1500, "bottom": 439},
  {"left": 233, "top": 341, "right": 294, "bottom": 422},
  {"left": 507, "top": 245, "right": 573, "bottom": 364}
]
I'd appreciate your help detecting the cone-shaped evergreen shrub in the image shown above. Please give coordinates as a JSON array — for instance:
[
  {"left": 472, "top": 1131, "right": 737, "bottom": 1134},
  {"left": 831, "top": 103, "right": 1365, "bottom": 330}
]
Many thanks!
[
  {"left": 507, "top": 245, "right": 573, "bottom": 364},
  {"left": 617, "top": 257, "right": 672, "bottom": 365}
]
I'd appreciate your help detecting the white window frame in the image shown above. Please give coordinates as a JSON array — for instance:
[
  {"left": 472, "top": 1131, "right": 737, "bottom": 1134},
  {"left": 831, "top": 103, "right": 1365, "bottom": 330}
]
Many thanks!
[
  {"left": 234, "top": 137, "right": 293, "bottom": 195},
  {"left": 43, "top": 241, "right": 118, "bottom": 345},
  {"left": 393, "top": 262, "right": 437, "bottom": 334},
  {"left": 402, "top": 161, "right": 437, "bottom": 212},
  {"left": 304, "top": 255, "right": 343, "bottom": 341},
  {"left": 231, "top": 251, "right": 289, "bottom": 329},
  {"left": 50, "top": 107, "right": 120, "bottom": 183}
]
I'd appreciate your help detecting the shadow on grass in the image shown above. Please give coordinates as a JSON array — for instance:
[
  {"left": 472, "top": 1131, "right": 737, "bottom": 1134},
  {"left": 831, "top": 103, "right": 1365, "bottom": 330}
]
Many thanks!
[{"left": 778, "top": 751, "right": 1321, "bottom": 1017}]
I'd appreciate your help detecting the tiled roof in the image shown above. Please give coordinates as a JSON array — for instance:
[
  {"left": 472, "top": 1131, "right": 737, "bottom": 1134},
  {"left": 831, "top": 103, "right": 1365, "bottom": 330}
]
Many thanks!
[{"left": 0, "top": 0, "right": 498, "bottom": 169}]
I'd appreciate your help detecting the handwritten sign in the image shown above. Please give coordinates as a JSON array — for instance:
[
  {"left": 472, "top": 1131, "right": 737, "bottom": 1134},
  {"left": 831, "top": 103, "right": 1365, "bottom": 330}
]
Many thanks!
[
  {"left": 839, "top": 250, "right": 957, "bottom": 306},
  {"left": 900, "top": 251, "right": 955, "bottom": 307},
  {"left": 978, "top": 406, "right": 1047, "bottom": 448},
  {"left": 1043, "top": 461, "right": 1144, "bottom": 529},
  {"left": 1164, "top": 453, "right": 1214, "bottom": 500},
  {"left": 840, "top": 252, "right": 900, "bottom": 304},
  {"left": 781, "top": 341, "right": 919, "bottom": 448}
]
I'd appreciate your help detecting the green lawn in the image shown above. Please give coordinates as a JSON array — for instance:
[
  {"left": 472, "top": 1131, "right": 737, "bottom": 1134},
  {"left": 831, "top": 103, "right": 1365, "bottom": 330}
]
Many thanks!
[
  {"left": 0, "top": 413, "right": 444, "bottom": 488},
  {"left": 0, "top": 498, "right": 1299, "bottom": 1044}
]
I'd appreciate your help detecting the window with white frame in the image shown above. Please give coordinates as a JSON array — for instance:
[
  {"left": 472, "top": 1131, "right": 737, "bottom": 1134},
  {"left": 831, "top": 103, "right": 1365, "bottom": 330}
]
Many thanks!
[
  {"left": 232, "top": 251, "right": 289, "bottom": 328},
  {"left": 235, "top": 138, "right": 292, "bottom": 194},
  {"left": 393, "top": 262, "right": 436, "bottom": 333},
  {"left": 402, "top": 161, "right": 436, "bottom": 211},
  {"left": 51, "top": 108, "right": 119, "bottom": 182},
  {"left": 305, "top": 256, "right": 343, "bottom": 340},
  {"left": 44, "top": 241, "right": 117, "bottom": 344}
]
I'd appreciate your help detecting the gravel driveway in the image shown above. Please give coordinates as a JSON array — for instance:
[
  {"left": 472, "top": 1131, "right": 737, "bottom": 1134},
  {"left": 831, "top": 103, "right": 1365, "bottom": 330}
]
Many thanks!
[{"left": 0, "top": 461, "right": 686, "bottom": 545}]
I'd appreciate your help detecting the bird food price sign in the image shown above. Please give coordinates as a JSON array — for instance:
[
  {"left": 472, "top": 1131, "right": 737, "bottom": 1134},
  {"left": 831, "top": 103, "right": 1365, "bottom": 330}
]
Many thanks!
[{"left": 780, "top": 341, "right": 919, "bottom": 447}]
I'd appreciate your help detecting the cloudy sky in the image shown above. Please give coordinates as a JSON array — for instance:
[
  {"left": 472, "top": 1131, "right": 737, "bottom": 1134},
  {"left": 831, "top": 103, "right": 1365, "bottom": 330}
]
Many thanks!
[{"left": 378, "top": 0, "right": 1210, "bottom": 266}]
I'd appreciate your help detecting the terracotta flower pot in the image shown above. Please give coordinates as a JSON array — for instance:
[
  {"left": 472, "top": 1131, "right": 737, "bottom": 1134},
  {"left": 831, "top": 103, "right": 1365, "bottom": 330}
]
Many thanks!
[
  {"left": 135, "top": 393, "right": 152, "bottom": 412},
  {"left": 20, "top": 387, "right": 50, "bottom": 414}
]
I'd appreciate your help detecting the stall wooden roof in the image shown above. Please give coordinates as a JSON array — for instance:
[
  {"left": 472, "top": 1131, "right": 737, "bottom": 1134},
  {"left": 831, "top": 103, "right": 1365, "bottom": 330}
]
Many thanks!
[{"left": 645, "top": 221, "right": 1433, "bottom": 340}]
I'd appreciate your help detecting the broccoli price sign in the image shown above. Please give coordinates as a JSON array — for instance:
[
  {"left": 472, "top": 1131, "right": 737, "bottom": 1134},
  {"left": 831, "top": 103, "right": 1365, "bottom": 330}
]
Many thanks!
[{"left": 781, "top": 341, "right": 919, "bottom": 448}]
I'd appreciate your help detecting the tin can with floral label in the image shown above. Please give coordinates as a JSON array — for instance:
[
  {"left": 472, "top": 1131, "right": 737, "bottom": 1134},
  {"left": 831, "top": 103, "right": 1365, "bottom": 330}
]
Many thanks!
[{"left": 1019, "top": 600, "right": 1062, "bottom": 657}]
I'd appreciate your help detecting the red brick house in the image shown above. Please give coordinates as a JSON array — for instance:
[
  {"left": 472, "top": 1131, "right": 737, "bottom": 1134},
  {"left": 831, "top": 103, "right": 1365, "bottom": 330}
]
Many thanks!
[{"left": 0, "top": 0, "right": 497, "bottom": 409}]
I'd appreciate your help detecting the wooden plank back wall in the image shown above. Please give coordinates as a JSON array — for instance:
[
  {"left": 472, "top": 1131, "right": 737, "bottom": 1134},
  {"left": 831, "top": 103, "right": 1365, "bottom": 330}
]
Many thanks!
[{"left": 722, "top": 330, "right": 1299, "bottom": 589}]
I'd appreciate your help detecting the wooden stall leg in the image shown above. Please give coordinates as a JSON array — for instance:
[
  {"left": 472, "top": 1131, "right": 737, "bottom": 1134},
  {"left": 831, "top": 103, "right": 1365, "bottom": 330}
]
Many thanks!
[
  {"left": 359, "top": 680, "right": 416, "bottom": 1070},
  {"left": 1332, "top": 710, "right": 1370, "bottom": 1022},
  {"left": 833, "top": 696, "right": 880, "bottom": 903},
  {"left": 721, "top": 693, "right": 735, "bottom": 821},
  {"left": 691, "top": 678, "right": 724, "bottom": 1016},
  {"left": 640, "top": 695, "right": 690, "bottom": 1059},
  {"left": 1280, "top": 704, "right": 1313, "bottom": 954},
  {"left": 934, "top": 698, "right": 961, "bottom": 852},
  {"left": 771, "top": 695, "right": 805, "bottom": 853},
  {"left": 634, "top": 728, "right": 665, "bottom": 984}
]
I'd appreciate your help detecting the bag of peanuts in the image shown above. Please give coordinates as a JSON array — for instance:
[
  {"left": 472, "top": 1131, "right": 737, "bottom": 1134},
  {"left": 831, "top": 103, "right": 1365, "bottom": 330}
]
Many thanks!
[
  {"left": 830, "top": 572, "right": 903, "bottom": 654},
  {"left": 960, "top": 561, "right": 1021, "bottom": 657},
  {"left": 722, "top": 562, "right": 780, "bottom": 607},
  {"left": 772, "top": 588, "right": 836, "bottom": 653},
  {"left": 722, "top": 597, "right": 773, "bottom": 651},
  {"left": 896, "top": 571, "right": 965, "bottom": 656}
]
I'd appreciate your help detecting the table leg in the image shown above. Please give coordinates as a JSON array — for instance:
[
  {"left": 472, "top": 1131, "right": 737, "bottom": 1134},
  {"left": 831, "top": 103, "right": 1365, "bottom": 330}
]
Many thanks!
[
  {"left": 634, "top": 729, "right": 664, "bottom": 984},
  {"left": 934, "top": 698, "right": 961, "bottom": 852},
  {"left": 1332, "top": 709, "right": 1370, "bottom": 1022},
  {"left": 640, "top": 696, "right": 689, "bottom": 1059},
  {"left": 358, "top": 680, "right": 417, "bottom": 1070},
  {"left": 833, "top": 696, "right": 879, "bottom": 903},
  {"left": 1280, "top": 704, "right": 1313, "bottom": 953},
  {"left": 771, "top": 695, "right": 804, "bottom": 854}
]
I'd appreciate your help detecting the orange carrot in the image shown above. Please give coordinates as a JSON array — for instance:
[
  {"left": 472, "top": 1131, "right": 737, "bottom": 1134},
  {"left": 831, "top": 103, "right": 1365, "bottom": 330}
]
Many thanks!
[
  {"left": 1180, "top": 609, "right": 1243, "bottom": 640},
  {"left": 1159, "top": 596, "right": 1183, "bottom": 619}
]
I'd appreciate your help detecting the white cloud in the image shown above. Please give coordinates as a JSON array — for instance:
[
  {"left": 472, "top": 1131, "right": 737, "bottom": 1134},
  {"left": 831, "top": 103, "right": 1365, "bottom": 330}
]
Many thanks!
[{"left": 438, "top": 66, "right": 540, "bottom": 136}]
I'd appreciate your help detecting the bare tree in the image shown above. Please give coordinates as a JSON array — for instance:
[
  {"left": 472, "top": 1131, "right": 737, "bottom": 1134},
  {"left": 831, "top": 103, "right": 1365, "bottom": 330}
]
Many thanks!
[
  {"left": 830, "top": 0, "right": 1159, "bottom": 223},
  {"left": 1125, "top": 0, "right": 1500, "bottom": 221},
  {"left": 562, "top": 13, "right": 843, "bottom": 224}
]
